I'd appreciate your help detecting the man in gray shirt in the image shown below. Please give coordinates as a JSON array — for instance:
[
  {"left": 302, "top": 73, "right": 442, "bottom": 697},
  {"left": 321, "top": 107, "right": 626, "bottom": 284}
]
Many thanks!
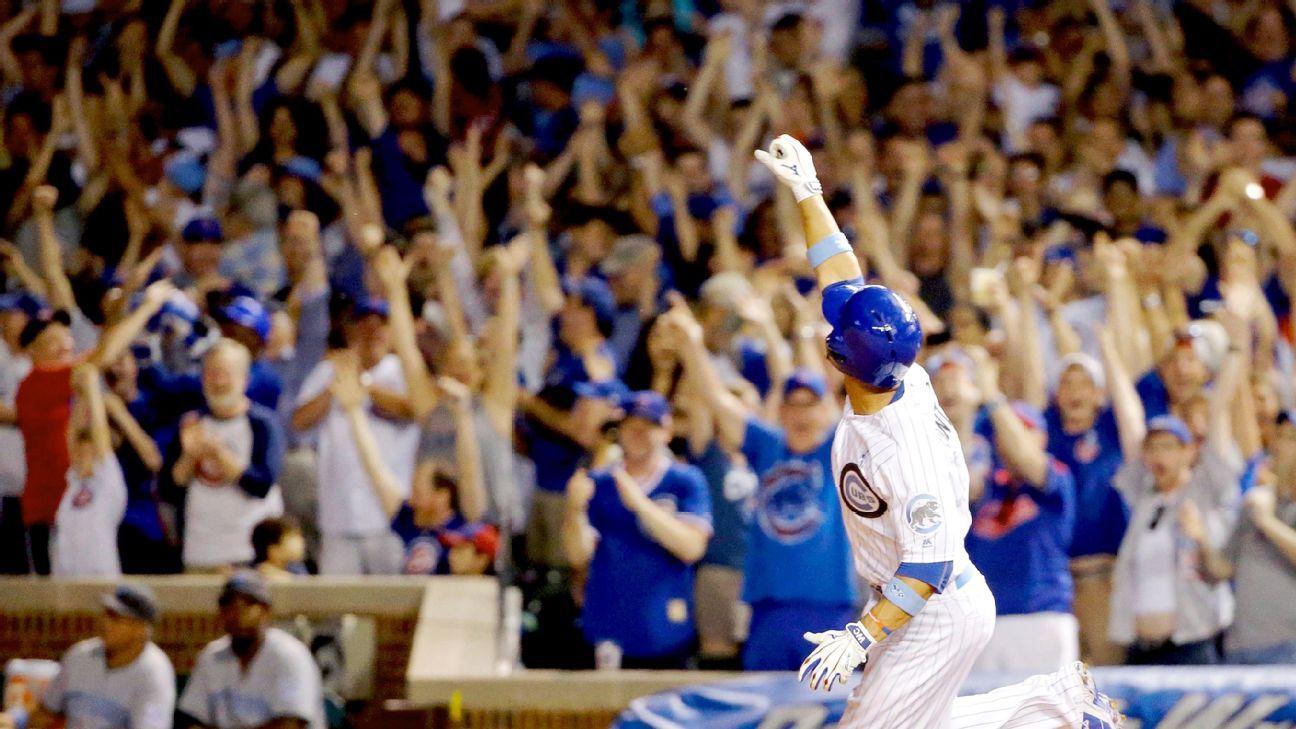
[
  {"left": 178, "top": 571, "right": 324, "bottom": 729},
  {"left": 1189, "top": 410, "right": 1296, "bottom": 663},
  {"left": 30, "top": 583, "right": 176, "bottom": 729}
]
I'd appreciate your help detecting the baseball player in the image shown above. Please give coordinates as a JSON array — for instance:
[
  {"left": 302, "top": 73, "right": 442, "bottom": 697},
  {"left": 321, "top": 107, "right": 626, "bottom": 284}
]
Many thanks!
[{"left": 753, "top": 134, "right": 1123, "bottom": 728}]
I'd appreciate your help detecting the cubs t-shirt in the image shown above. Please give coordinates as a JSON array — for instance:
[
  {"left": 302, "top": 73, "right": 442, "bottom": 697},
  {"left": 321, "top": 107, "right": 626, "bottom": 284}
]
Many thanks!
[
  {"left": 1045, "top": 405, "right": 1130, "bottom": 557},
  {"left": 966, "top": 456, "right": 1077, "bottom": 615},
  {"left": 582, "top": 460, "right": 712, "bottom": 659},
  {"left": 52, "top": 455, "right": 127, "bottom": 578},
  {"left": 740, "top": 418, "right": 857, "bottom": 607},
  {"left": 389, "top": 506, "right": 492, "bottom": 575}
]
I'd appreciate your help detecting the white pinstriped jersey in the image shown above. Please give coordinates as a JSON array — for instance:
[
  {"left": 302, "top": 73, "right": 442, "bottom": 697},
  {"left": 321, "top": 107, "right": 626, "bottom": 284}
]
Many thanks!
[{"left": 831, "top": 364, "right": 974, "bottom": 589}]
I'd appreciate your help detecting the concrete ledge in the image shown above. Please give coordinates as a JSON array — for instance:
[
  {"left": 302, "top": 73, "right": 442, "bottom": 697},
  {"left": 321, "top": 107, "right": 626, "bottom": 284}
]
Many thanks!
[
  {"left": 0, "top": 576, "right": 428, "bottom": 615},
  {"left": 405, "top": 670, "right": 755, "bottom": 710}
]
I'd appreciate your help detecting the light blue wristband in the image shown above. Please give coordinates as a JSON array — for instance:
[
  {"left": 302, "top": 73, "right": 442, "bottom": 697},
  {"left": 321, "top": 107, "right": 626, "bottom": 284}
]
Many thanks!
[
  {"left": 882, "top": 576, "right": 929, "bottom": 617},
  {"left": 807, "top": 232, "right": 852, "bottom": 268}
]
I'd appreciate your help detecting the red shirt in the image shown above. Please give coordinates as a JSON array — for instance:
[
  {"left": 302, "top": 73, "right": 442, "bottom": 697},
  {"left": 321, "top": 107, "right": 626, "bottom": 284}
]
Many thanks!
[{"left": 15, "top": 363, "right": 73, "bottom": 526}]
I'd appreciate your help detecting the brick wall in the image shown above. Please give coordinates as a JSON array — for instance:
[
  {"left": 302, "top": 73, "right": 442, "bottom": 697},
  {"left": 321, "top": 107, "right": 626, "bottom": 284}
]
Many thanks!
[{"left": 0, "top": 611, "right": 417, "bottom": 700}]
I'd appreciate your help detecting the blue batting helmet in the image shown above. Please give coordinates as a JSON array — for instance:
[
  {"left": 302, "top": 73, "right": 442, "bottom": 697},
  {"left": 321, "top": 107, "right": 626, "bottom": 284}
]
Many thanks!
[{"left": 823, "top": 282, "right": 922, "bottom": 390}]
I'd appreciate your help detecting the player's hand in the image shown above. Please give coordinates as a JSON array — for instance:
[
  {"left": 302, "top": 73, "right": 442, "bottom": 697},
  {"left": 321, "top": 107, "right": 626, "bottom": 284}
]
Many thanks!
[
  {"left": 754, "top": 134, "right": 822, "bottom": 203},
  {"left": 799, "top": 621, "right": 872, "bottom": 691}
]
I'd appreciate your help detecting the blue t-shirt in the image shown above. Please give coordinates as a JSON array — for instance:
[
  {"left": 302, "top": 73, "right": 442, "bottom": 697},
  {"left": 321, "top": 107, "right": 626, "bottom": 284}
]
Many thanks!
[
  {"left": 693, "top": 441, "right": 748, "bottom": 570},
  {"left": 739, "top": 419, "right": 857, "bottom": 607},
  {"left": 390, "top": 506, "right": 485, "bottom": 575},
  {"left": 582, "top": 462, "right": 712, "bottom": 659},
  {"left": 1045, "top": 405, "right": 1130, "bottom": 557},
  {"left": 966, "top": 457, "right": 1076, "bottom": 615}
]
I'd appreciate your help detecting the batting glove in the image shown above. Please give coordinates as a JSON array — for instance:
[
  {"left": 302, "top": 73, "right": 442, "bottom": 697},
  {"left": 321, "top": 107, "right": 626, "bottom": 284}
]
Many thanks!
[
  {"left": 798, "top": 622, "right": 872, "bottom": 691},
  {"left": 753, "top": 134, "right": 823, "bottom": 202}
]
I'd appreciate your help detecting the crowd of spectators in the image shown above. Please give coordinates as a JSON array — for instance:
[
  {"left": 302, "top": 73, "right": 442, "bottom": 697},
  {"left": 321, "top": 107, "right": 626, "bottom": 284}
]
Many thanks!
[{"left": 0, "top": 0, "right": 1293, "bottom": 676}]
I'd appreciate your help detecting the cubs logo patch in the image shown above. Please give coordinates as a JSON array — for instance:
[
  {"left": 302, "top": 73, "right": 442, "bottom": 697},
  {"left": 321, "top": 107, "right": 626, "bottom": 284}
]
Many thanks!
[
  {"left": 1073, "top": 430, "right": 1100, "bottom": 464},
  {"left": 403, "top": 537, "right": 440, "bottom": 575},
  {"left": 755, "top": 462, "right": 825, "bottom": 544},
  {"left": 71, "top": 486, "right": 92, "bottom": 509},
  {"left": 838, "top": 463, "right": 887, "bottom": 518},
  {"left": 905, "top": 494, "right": 942, "bottom": 535}
]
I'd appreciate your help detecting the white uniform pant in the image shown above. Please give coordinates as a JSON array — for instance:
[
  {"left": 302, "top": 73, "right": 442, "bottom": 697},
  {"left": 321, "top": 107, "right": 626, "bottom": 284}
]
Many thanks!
[{"left": 840, "top": 572, "right": 1091, "bottom": 729}]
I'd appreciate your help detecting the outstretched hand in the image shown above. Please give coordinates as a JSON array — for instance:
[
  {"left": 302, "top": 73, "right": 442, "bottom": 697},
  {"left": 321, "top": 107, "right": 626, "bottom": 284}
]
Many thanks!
[{"left": 754, "top": 134, "right": 822, "bottom": 202}]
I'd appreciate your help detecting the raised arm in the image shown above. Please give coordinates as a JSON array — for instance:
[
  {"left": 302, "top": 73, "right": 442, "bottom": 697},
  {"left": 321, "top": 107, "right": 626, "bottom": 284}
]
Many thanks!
[
  {"left": 1012, "top": 257, "right": 1048, "bottom": 410},
  {"left": 103, "top": 392, "right": 163, "bottom": 473},
  {"left": 72, "top": 366, "right": 113, "bottom": 459},
  {"left": 667, "top": 303, "right": 752, "bottom": 451},
  {"left": 754, "top": 134, "right": 864, "bottom": 290},
  {"left": 479, "top": 240, "right": 526, "bottom": 436},
  {"left": 90, "top": 281, "right": 177, "bottom": 370},
  {"left": 155, "top": 0, "right": 197, "bottom": 97},
  {"left": 973, "top": 348, "right": 1049, "bottom": 486},
  {"left": 1097, "top": 322, "right": 1146, "bottom": 459},
  {"left": 369, "top": 240, "right": 437, "bottom": 420},
  {"left": 561, "top": 469, "right": 598, "bottom": 568},
  {"left": 332, "top": 356, "right": 405, "bottom": 519},
  {"left": 680, "top": 31, "right": 728, "bottom": 149},
  {"left": 438, "top": 377, "right": 487, "bottom": 522},
  {"left": 521, "top": 165, "right": 564, "bottom": 315},
  {"left": 0, "top": 8, "right": 35, "bottom": 83},
  {"left": 31, "top": 185, "right": 75, "bottom": 312}
]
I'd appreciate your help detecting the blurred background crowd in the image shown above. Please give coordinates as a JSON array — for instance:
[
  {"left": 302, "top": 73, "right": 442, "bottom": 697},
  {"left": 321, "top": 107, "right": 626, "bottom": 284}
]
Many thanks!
[{"left": 0, "top": 0, "right": 1293, "bottom": 678}]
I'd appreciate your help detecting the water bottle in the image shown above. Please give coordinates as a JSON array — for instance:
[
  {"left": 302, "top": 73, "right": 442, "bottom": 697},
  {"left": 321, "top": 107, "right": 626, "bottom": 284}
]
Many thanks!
[{"left": 595, "top": 640, "right": 622, "bottom": 671}]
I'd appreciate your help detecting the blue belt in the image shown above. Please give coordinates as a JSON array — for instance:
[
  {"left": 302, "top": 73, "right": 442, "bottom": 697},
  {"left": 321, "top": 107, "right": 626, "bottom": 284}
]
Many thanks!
[{"left": 953, "top": 568, "right": 976, "bottom": 591}]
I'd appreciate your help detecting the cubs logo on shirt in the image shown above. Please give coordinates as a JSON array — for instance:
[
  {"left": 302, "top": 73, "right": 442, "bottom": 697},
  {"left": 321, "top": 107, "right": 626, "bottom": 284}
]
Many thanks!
[
  {"left": 71, "top": 486, "right": 92, "bottom": 509},
  {"left": 404, "top": 537, "right": 440, "bottom": 574},
  {"left": 905, "top": 494, "right": 942, "bottom": 535},
  {"left": 754, "top": 462, "right": 825, "bottom": 544},
  {"left": 838, "top": 462, "right": 887, "bottom": 518},
  {"left": 1073, "top": 430, "right": 1100, "bottom": 464}
]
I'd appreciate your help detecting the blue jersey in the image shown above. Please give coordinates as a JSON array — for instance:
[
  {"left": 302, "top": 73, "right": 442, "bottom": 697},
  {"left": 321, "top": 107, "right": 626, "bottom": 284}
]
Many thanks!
[
  {"left": 740, "top": 419, "right": 857, "bottom": 607},
  {"left": 966, "top": 457, "right": 1076, "bottom": 615},
  {"left": 693, "top": 441, "right": 749, "bottom": 570},
  {"left": 1045, "top": 405, "right": 1130, "bottom": 557},
  {"left": 390, "top": 507, "right": 463, "bottom": 575},
  {"left": 583, "top": 461, "right": 713, "bottom": 659}
]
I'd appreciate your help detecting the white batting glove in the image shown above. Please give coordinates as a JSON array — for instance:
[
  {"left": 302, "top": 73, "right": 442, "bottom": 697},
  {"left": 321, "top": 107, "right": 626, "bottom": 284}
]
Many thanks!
[
  {"left": 753, "top": 134, "right": 822, "bottom": 202},
  {"left": 798, "top": 621, "right": 872, "bottom": 691}
]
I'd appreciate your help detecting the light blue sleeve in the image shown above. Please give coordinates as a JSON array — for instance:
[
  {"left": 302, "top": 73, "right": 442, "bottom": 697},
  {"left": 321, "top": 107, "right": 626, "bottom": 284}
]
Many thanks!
[{"left": 268, "top": 640, "right": 324, "bottom": 723}]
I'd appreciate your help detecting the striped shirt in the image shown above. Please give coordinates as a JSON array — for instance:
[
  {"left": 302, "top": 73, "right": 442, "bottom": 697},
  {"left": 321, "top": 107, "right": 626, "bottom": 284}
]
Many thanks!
[{"left": 831, "top": 364, "right": 973, "bottom": 589}]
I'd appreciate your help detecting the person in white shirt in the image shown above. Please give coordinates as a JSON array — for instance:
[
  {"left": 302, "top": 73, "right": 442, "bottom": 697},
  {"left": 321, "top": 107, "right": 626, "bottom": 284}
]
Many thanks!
[
  {"left": 292, "top": 246, "right": 436, "bottom": 575},
  {"left": 170, "top": 339, "right": 285, "bottom": 572},
  {"left": 22, "top": 583, "right": 176, "bottom": 729},
  {"left": 179, "top": 571, "right": 324, "bottom": 729},
  {"left": 52, "top": 365, "right": 126, "bottom": 578},
  {"left": 0, "top": 291, "right": 34, "bottom": 574}
]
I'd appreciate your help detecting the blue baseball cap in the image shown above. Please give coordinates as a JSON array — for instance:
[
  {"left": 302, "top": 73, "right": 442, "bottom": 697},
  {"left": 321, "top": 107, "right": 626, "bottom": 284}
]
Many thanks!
[
  {"left": 182, "top": 217, "right": 223, "bottom": 243},
  {"left": 1147, "top": 415, "right": 1192, "bottom": 445},
  {"left": 164, "top": 152, "right": 206, "bottom": 196},
  {"left": 622, "top": 390, "right": 670, "bottom": 425},
  {"left": 102, "top": 584, "right": 160, "bottom": 623},
  {"left": 783, "top": 368, "right": 827, "bottom": 399},
  {"left": 563, "top": 276, "right": 616, "bottom": 335},
  {"left": 574, "top": 378, "right": 631, "bottom": 403},
  {"left": 220, "top": 296, "right": 271, "bottom": 343},
  {"left": 218, "top": 570, "right": 272, "bottom": 607}
]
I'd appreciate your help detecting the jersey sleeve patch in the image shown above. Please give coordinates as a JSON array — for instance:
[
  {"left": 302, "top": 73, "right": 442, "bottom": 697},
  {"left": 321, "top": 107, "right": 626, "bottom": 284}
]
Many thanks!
[
  {"left": 838, "top": 462, "right": 888, "bottom": 518},
  {"left": 904, "top": 493, "right": 943, "bottom": 535}
]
